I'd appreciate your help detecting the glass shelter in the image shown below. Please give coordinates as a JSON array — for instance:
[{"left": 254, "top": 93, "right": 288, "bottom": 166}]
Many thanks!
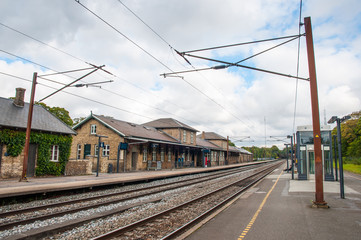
[{"left": 296, "top": 125, "right": 334, "bottom": 181}]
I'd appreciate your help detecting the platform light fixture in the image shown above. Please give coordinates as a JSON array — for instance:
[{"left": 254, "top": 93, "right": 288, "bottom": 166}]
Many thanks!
[
  {"left": 327, "top": 115, "right": 350, "bottom": 199},
  {"left": 287, "top": 135, "right": 294, "bottom": 180}
]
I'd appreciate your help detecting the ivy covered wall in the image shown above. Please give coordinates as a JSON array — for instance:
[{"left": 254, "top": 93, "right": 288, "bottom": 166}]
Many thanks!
[{"left": 0, "top": 129, "right": 72, "bottom": 176}]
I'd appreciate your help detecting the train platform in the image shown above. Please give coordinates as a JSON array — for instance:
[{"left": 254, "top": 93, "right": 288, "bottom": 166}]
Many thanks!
[
  {"left": 184, "top": 163, "right": 361, "bottom": 240},
  {"left": 0, "top": 161, "right": 260, "bottom": 199}
]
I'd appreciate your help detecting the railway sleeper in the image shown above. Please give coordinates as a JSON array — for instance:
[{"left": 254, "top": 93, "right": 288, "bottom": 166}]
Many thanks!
[{"left": 5, "top": 197, "right": 163, "bottom": 240}]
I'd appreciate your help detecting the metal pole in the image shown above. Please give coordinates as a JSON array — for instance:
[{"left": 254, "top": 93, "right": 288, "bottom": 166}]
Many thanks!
[
  {"left": 96, "top": 136, "right": 101, "bottom": 177},
  {"left": 333, "top": 135, "right": 338, "bottom": 181},
  {"left": 116, "top": 143, "right": 120, "bottom": 173},
  {"left": 20, "top": 72, "right": 37, "bottom": 181},
  {"left": 290, "top": 136, "right": 294, "bottom": 180},
  {"left": 226, "top": 136, "right": 229, "bottom": 165},
  {"left": 336, "top": 119, "right": 345, "bottom": 198},
  {"left": 124, "top": 149, "right": 127, "bottom": 172},
  {"left": 304, "top": 17, "right": 326, "bottom": 206},
  {"left": 286, "top": 144, "right": 289, "bottom": 173}
]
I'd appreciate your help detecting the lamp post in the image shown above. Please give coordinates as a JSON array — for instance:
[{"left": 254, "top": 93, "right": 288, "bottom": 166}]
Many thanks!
[
  {"left": 333, "top": 135, "right": 338, "bottom": 181},
  {"left": 328, "top": 115, "right": 351, "bottom": 199},
  {"left": 284, "top": 143, "right": 290, "bottom": 173},
  {"left": 287, "top": 135, "right": 294, "bottom": 180},
  {"left": 96, "top": 135, "right": 108, "bottom": 177}
]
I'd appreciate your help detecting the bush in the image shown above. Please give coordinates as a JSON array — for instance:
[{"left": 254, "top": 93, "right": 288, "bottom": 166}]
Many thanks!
[{"left": 344, "top": 157, "right": 361, "bottom": 165}]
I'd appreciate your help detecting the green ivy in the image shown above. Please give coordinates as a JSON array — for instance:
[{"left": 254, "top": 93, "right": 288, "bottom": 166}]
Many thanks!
[{"left": 0, "top": 129, "right": 72, "bottom": 176}]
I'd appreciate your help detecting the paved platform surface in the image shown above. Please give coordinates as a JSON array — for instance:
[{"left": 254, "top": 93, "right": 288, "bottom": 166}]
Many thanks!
[
  {"left": 0, "top": 162, "right": 259, "bottom": 198},
  {"left": 185, "top": 164, "right": 361, "bottom": 240}
]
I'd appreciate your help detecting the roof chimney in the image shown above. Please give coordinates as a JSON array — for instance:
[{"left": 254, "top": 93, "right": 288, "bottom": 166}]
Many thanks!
[
  {"left": 13, "top": 88, "right": 26, "bottom": 107},
  {"left": 201, "top": 131, "right": 205, "bottom": 139}
]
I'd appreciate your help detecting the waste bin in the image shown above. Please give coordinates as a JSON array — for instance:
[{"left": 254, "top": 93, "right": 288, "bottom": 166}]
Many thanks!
[{"left": 108, "top": 163, "right": 113, "bottom": 173}]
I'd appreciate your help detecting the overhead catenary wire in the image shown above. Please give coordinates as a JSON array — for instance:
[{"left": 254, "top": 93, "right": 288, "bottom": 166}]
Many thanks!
[
  {"left": 115, "top": 1, "right": 261, "bottom": 131},
  {"left": 182, "top": 34, "right": 305, "bottom": 54},
  {"left": 75, "top": 0, "right": 258, "bottom": 133},
  {"left": 162, "top": 35, "right": 304, "bottom": 77},
  {"left": 116, "top": 0, "right": 307, "bottom": 136},
  {"left": 0, "top": 56, "right": 200, "bottom": 126},
  {"left": 293, "top": 0, "right": 303, "bottom": 134},
  {"left": 0, "top": 31, "right": 206, "bottom": 128},
  {"left": 0, "top": 22, "right": 89, "bottom": 65},
  {"left": 1, "top": 2, "right": 259, "bottom": 135},
  {"left": 116, "top": 0, "right": 173, "bottom": 49},
  {"left": 0, "top": 21, "right": 198, "bottom": 120},
  {"left": 0, "top": 71, "right": 196, "bottom": 126}
]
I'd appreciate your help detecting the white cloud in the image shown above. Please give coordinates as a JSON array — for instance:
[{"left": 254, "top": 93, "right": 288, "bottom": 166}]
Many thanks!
[{"left": 0, "top": 0, "right": 360, "bottom": 149}]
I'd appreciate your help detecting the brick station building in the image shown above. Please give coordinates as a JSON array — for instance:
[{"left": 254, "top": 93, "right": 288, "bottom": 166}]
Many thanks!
[{"left": 70, "top": 114, "right": 252, "bottom": 174}]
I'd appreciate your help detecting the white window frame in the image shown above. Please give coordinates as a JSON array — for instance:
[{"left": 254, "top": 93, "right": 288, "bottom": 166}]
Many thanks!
[
  {"left": 168, "top": 148, "right": 172, "bottom": 162},
  {"left": 161, "top": 147, "right": 165, "bottom": 162},
  {"left": 102, "top": 144, "right": 110, "bottom": 156},
  {"left": 183, "top": 130, "right": 187, "bottom": 143},
  {"left": 143, "top": 148, "right": 147, "bottom": 162},
  {"left": 152, "top": 147, "right": 156, "bottom": 161},
  {"left": 50, "top": 145, "right": 59, "bottom": 162},
  {"left": 77, "top": 144, "right": 81, "bottom": 159},
  {"left": 191, "top": 132, "right": 194, "bottom": 144},
  {"left": 90, "top": 124, "right": 97, "bottom": 135}
]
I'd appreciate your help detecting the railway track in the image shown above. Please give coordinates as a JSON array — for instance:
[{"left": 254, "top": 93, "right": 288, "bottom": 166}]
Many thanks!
[
  {"left": 92, "top": 161, "right": 281, "bottom": 240},
  {"left": 0, "top": 162, "right": 277, "bottom": 239}
]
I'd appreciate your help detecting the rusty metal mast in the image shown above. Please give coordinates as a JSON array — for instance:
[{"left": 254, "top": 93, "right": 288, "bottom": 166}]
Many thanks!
[{"left": 304, "top": 16, "right": 327, "bottom": 206}]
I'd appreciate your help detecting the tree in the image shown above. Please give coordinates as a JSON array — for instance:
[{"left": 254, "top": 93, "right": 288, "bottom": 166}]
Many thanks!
[
  {"left": 270, "top": 145, "right": 280, "bottom": 159},
  {"left": 228, "top": 140, "right": 236, "bottom": 147},
  {"left": 73, "top": 117, "right": 86, "bottom": 126},
  {"left": 331, "top": 110, "right": 361, "bottom": 159},
  {"left": 36, "top": 102, "right": 73, "bottom": 127},
  {"left": 243, "top": 146, "right": 280, "bottom": 160},
  {"left": 346, "top": 117, "right": 361, "bottom": 157}
]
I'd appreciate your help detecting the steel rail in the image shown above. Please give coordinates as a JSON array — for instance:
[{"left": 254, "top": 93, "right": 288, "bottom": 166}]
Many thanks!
[
  {"left": 92, "top": 162, "right": 281, "bottom": 240},
  {"left": 161, "top": 161, "right": 283, "bottom": 239},
  {"left": 4, "top": 163, "right": 276, "bottom": 240},
  {"left": 0, "top": 164, "right": 262, "bottom": 231}
]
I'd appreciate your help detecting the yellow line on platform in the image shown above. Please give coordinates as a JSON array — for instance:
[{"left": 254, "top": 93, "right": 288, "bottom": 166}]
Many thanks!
[{"left": 237, "top": 170, "right": 283, "bottom": 240}]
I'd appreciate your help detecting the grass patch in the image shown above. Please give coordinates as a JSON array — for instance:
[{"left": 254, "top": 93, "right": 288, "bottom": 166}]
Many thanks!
[{"left": 343, "top": 164, "right": 361, "bottom": 175}]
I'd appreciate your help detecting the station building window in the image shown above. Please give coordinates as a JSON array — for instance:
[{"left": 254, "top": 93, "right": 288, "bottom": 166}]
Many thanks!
[
  {"left": 90, "top": 124, "right": 97, "bottom": 135},
  {"left": 77, "top": 144, "right": 81, "bottom": 159},
  {"left": 161, "top": 147, "right": 165, "bottom": 162},
  {"left": 94, "top": 144, "right": 99, "bottom": 157},
  {"left": 152, "top": 147, "right": 156, "bottom": 161},
  {"left": 168, "top": 148, "right": 172, "bottom": 162},
  {"left": 50, "top": 145, "right": 59, "bottom": 162},
  {"left": 102, "top": 145, "right": 110, "bottom": 156},
  {"left": 143, "top": 148, "right": 147, "bottom": 162}
]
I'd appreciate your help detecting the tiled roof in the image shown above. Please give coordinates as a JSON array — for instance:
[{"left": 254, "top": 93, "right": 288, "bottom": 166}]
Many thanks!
[
  {"left": 196, "top": 137, "right": 222, "bottom": 150},
  {"left": 239, "top": 148, "right": 252, "bottom": 154},
  {"left": 143, "top": 118, "right": 198, "bottom": 132},
  {"left": 91, "top": 115, "right": 179, "bottom": 143},
  {"left": 229, "top": 145, "right": 242, "bottom": 153},
  {"left": 0, "top": 97, "right": 76, "bottom": 135},
  {"left": 198, "top": 132, "right": 227, "bottom": 140}
]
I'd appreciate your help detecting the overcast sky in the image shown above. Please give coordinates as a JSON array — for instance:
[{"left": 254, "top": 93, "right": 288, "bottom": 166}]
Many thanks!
[{"left": 0, "top": 0, "right": 360, "bottom": 148}]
